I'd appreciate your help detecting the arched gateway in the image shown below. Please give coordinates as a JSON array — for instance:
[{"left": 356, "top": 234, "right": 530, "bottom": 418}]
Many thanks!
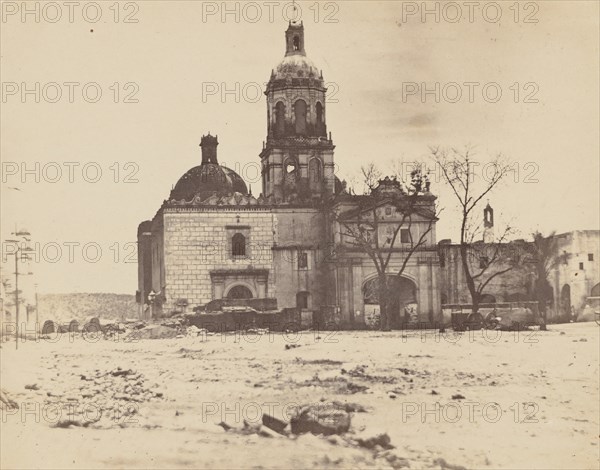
[{"left": 362, "top": 275, "right": 417, "bottom": 327}]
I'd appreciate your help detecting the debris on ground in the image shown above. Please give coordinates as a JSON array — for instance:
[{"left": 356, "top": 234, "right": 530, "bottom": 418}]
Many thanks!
[
  {"left": 262, "top": 413, "right": 289, "bottom": 435},
  {"left": 290, "top": 403, "right": 352, "bottom": 436},
  {"left": 135, "top": 325, "right": 180, "bottom": 340},
  {"left": 354, "top": 431, "right": 394, "bottom": 450},
  {"left": 186, "top": 325, "right": 208, "bottom": 337},
  {"left": 0, "top": 389, "right": 19, "bottom": 410},
  {"left": 433, "top": 457, "right": 468, "bottom": 470}
]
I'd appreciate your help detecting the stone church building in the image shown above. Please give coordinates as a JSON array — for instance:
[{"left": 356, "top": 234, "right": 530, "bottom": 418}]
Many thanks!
[
  {"left": 136, "top": 22, "right": 442, "bottom": 327},
  {"left": 137, "top": 23, "right": 599, "bottom": 328}
]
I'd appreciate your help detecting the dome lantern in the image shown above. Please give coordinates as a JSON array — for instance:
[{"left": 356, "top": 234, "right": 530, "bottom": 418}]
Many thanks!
[
  {"left": 285, "top": 20, "right": 306, "bottom": 57},
  {"left": 200, "top": 133, "right": 219, "bottom": 165}
]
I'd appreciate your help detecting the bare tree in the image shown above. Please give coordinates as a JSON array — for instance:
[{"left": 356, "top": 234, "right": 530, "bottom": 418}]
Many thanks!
[
  {"left": 334, "top": 166, "right": 439, "bottom": 330},
  {"left": 361, "top": 163, "right": 382, "bottom": 193},
  {"left": 432, "top": 146, "right": 517, "bottom": 315}
]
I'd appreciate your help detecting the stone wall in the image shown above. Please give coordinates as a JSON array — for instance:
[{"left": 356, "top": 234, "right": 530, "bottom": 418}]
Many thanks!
[
  {"left": 271, "top": 209, "right": 328, "bottom": 310},
  {"left": 162, "top": 208, "right": 277, "bottom": 313},
  {"left": 438, "top": 243, "right": 535, "bottom": 306}
]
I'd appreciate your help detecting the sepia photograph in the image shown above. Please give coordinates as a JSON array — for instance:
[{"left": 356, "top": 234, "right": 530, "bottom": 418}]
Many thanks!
[{"left": 1, "top": 1, "right": 599, "bottom": 468}]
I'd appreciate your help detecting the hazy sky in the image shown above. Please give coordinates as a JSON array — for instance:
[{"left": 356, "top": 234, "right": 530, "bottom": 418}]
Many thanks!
[{"left": 1, "top": 1, "right": 599, "bottom": 294}]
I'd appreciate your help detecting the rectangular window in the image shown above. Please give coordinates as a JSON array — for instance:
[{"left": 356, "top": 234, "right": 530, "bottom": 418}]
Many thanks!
[
  {"left": 439, "top": 252, "right": 446, "bottom": 268},
  {"left": 298, "top": 252, "right": 308, "bottom": 269},
  {"left": 588, "top": 253, "right": 594, "bottom": 261},
  {"left": 400, "top": 229, "right": 410, "bottom": 243},
  {"left": 579, "top": 262, "right": 584, "bottom": 270},
  {"left": 480, "top": 256, "right": 489, "bottom": 269},
  {"left": 385, "top": 207, "right": 392, "bottom": 216}
]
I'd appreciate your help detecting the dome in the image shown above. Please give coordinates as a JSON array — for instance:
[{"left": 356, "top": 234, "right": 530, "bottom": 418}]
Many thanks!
[
  {"left": 272, "top": 55, "right": 321, "bottom": 81},
  {"left": 169, "top": 134, "right": 248, "bottom": 201},
  {"left": 170, "top": 164, "right": 247, "bottom": 201}
]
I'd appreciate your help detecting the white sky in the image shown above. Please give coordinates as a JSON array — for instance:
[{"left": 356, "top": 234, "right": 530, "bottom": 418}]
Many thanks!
[{"left": 1, "top": 1, "right": 599, "bottom": 294}]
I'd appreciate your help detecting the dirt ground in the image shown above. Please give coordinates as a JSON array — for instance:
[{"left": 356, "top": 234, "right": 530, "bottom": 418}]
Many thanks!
[{"left": 1, "top": 322, "right": 598, "bottom": 469}]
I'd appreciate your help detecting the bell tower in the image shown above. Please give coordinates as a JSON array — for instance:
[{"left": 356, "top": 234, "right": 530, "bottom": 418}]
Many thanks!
[
  {"left": 483, "top": 203, "right": 494, "bottom": 243},
  {"left": 260, "top": 21, "right": 335, "bottom": 203}
]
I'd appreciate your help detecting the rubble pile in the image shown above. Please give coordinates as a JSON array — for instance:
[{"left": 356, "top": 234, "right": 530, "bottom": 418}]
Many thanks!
[
  {"left": 217, "top": 401, "right": 410, "bottom": 468},
  {"left": 40, "top": 367, "right": 164, "bottom": 429}
]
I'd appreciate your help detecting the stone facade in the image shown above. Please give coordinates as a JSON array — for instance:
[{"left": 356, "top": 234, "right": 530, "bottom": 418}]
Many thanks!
[{"left": 135, "top": 22, "right": 443, "bottom": 326}]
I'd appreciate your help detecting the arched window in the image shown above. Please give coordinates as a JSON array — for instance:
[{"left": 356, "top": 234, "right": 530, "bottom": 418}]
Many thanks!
[
  {"left": 309, "top": 158, "right": 322, "bottom": 188},
  {"left": 232, "top": 233, "right": 246, "bottom": 257},
  {"left": 296, "top": 291, "right": 310, "bottom": 309},
  {"left": 316, "top": 102, "right": 324, "bottom": 134},
  {"left": 42, "top": 320, "right": 56, "bottom": 334},
  {"left": 227, "top": 285, "right": 253, "bottom": 299},
  {"left": 294, "top": 99, "right": 307, "bottom": 135},
  {"left": 275, "top": 102, "right": 285, "bottom": 137}
]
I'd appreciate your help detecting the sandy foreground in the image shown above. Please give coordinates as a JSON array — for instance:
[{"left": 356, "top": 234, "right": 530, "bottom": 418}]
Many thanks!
[{"left": 1, "top": 322, "right": 598, "bottom": 470}]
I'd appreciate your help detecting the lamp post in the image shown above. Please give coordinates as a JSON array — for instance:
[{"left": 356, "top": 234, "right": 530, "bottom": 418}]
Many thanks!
[
  {"left": 35, "top": 283, "right": 39, "bottom": 327},
  {"left": 5, "top": 235, "right": 34, "bottom": 350}
]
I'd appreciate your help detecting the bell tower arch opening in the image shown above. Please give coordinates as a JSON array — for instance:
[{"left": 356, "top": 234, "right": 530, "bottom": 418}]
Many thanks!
[
  {"left": 294, "top": 99, "right": 307, "bottom": 135},
  {"left": 275, "top": 101, "right": 286, "bottom": 137}
]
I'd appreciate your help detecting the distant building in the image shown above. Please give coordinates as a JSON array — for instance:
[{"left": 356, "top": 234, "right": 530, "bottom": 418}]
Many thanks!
[
  {"left": 551, "top": 230, "right": 600, "bottom": 318},
  {"left": 438, "top": 223, "right": 600, "bottom": 320}
]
